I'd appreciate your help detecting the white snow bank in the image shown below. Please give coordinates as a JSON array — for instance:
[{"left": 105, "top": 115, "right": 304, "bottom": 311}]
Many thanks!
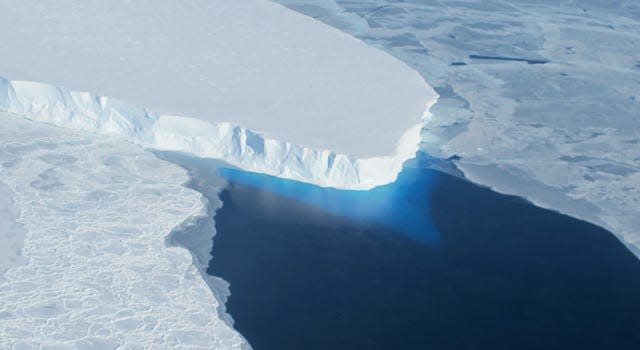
[
  {"left": 0, "top": 112, "right": 249, "bottom": 349},
  {"left": 0, "top": 0, "right": 436, "bottom": 189},
  {"left": 0, "top": 76, "right": 431, "bottom": 189}
]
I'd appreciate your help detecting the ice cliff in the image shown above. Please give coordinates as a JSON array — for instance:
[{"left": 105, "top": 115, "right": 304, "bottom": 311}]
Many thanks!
[
  {"left": 0, "top": 77, "right": 433, "bottom": 189},
  {"left": 0, "top": 0, "right": 436, "bottom": 189}
]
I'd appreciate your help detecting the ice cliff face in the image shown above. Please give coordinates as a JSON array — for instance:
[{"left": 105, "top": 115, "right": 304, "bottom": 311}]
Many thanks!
[
  {"left": 0, "top": 77, "right": 432, "bottom": 190},
  {"left": 0, "top": 0, "right": 436, "bottom": 176}
]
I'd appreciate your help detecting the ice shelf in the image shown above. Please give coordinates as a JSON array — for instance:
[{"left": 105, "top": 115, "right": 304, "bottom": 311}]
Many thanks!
[{"left": 0, "top": 0, "right": 436, "bottom": 189}]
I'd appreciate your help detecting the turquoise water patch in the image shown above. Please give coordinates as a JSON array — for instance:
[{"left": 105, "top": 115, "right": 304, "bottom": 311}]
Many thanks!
[{"left": 218, "top": 165, "right": 440, "bottom": 245}]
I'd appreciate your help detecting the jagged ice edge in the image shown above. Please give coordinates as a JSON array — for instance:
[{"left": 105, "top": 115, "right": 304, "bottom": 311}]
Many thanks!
[{"left": 0, "top": 77, "right": 435, "bottom": 190}]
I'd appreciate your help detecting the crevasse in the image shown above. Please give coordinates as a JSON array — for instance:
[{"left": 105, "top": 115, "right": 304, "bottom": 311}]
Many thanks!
[{"left": 0, "top": 76, "right": 435, "bottom": 190}]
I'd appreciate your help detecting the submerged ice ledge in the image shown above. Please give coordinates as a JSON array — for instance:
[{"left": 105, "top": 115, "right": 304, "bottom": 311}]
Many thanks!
[{"left": 0, "top": 76, "right": 434, "bottom": 190}]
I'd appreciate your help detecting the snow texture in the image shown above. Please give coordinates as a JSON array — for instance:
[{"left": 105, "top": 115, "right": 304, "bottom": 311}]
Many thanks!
[
  {"left": 276, "top": 0, "right": 640, "bottom": 256},
  {"left": 0, "top": 181, "right": 25, "bottom": 277},
  {"left": 0, "top": 0, "right": 436, "bottom": 182},
  {"left": 0, "top": 112, "right": 250, "bottom": 349}
]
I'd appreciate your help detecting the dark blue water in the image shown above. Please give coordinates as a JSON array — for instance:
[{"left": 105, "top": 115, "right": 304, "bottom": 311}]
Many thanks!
[{"left": 208, "top": 162, "right": 640, "bottom": 350}]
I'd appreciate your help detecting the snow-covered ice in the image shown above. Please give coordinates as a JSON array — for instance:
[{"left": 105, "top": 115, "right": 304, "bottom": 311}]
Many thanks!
[
  {"left": 276, "top": 0, "right": 640, "bottom": 256},
  {"left": 0, "top": 0, "right": 436, "bottom": 189},
  {"left": 0, "top": 181, "right": 25, "bottom": 277},
  {"left": 0, "top": 112, "right": 249, "bottom": 349}
]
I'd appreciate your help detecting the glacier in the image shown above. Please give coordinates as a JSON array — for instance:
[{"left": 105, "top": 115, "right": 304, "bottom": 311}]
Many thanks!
[
  {"left": 0, "top": 111, "right": 250, "bottom": 349},
  {"left": 0, "top": 0, "right": 436, "bottom": 190}
]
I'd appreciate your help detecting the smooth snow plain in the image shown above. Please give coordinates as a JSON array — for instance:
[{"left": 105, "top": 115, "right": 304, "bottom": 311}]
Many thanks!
[
  {"left": 0, "top": 112, "right": 249, "bottom": 349},
  {"left": 277, "top": 0, "right": 640, "bottom": 256},
  {"left": 0, "top": 0, "right": 436, "bottom": 189}
]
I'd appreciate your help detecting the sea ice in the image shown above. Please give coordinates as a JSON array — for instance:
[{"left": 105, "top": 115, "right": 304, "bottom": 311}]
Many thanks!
[
  {"left": 0, "top": 112, "right": 249, "bottom": 349},
  {"left": 0, "top": 181, "right": 25, "bottom": 277},
  {"left": 276, "top": 0, "right": 640, "bottom": 257}
]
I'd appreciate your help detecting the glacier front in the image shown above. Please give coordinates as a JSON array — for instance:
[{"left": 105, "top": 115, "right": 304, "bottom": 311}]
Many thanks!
[{"left": 0, "top": 0, "right": 436, "bottom": 189}]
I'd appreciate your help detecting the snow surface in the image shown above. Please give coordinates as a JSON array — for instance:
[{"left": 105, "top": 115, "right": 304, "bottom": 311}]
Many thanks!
[
  {"left": 276, "top": 0, "right": 640, "bottom": 256},
  {"left": 0, "top": 0, "right": 435, "bottom": 166},
  {"left": 0, "top": 112, "right": 249, "bottom": 349},
  {"left": 0, "top": 181, "right": 25, "bottom": 277}
]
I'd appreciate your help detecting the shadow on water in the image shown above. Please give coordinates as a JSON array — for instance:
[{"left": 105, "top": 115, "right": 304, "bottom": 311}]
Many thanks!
[
  {"left": 469, "top": 54, "right": 550, "bottom": 65},
  {"left": 208, "top": 158, "right": 640, "bottom": 350}
]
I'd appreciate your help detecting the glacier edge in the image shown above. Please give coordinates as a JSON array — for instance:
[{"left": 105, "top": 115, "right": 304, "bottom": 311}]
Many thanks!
[{"left": 0, "top": 76, "right": 436, "bottom": 190}]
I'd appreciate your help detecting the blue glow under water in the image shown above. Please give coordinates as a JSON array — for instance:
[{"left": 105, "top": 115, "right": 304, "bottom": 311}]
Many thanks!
[
  {"left": 207, "top": 160, "right": 640, "bottom": 350},
  {"left": 218, "top": 166, "right": 440, "bottom": 244}
]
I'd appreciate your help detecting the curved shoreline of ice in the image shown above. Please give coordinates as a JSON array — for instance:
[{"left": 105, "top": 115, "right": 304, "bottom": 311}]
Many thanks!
[
  {"left": 166, "top": 203, "right": 240, "bottom": 334},
  {"left": 0, "top": 76, "right": 435, "bottom": 190},
  {"left": 158, "top": 153, "right": 249, "bottom": 337}
]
